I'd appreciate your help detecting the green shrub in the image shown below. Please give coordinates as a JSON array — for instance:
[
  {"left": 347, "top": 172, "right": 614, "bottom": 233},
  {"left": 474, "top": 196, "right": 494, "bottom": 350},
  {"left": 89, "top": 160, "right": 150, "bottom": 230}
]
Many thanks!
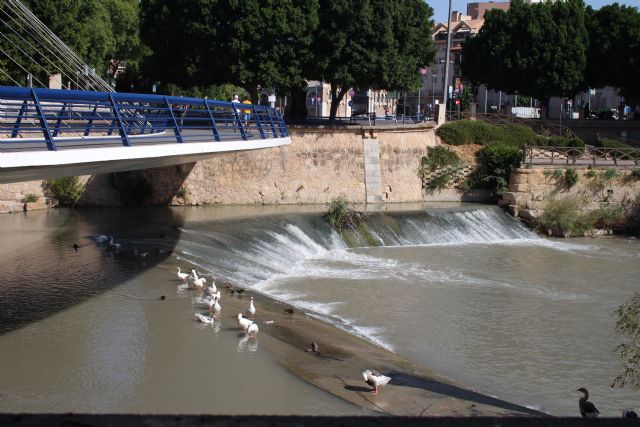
[
  {"left": 476, "top": 143, "right": 522, "bottom": 193},
  {"left": 544, "top": 169, "right": 563, "bottom": 179},
  {"left": 501, "top": 124, "right": 537, "bottom": 147},
  {"left": 632, "top": 169, "right": 640, "bottom": 179},
  {"left": 43, "top": 176, "right": 84, "bottom": 207},
  {"left": 586, "top": 170, "right": 597, "bottom": 178},
  {"left": 436, "top": 120, "right": 504, "bottom": 146},
  {"left": 603, "top": 168, "right": 620, "bottom": 180},
  {"left": 565, "top": 168, "right": 579, "bottom": 188},
  {"left": 539, "top": 197, "right": 595, "bottom": 237},
  {"left": 325, "top": 196, "right": 361, "bottom": 231},
  {"left": 21, "top": 193, "right": 39, "bottom": 203},
  {"left": 595, "top": 138, "right": 631, "bottom": 149},
  {"left": 419, "top": 146, "right": 463, "bottom": 192},
  {"left": 533, "top": 136, "right": 550, "bottom": 147},
  {"left": 420, "top": 146, "right": 461, "bottom": 172},
  {"left": 593, "top": 204, "right": 624, "bottom": 230},
  {"left": 176, "top": 187, "right": 188, "bottom": 199}
]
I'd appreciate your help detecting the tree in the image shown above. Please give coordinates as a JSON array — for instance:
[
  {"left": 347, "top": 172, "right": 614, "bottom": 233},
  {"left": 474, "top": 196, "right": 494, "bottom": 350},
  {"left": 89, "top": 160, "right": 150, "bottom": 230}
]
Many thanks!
[
  {"left": 308, "top": 0, "right": 435, "bottom": 122},
  {"left": 0, "top": 0, "right": 145, "bottom": 86},
  {"left": 585, "top": 4, "right": 640, "bottom": 106},
  {"left": 139, "top": 0, "right": 318, "bottom": 102},
  {"left": 612, "top": 292, "right": 640, "bottom": 390},
  {"left": 462, "top": 0, "right": 588, "bottom": 117},
  {"left": 104, "top": 0, "right": 149, "bottom": 82},
  {"left": 24, "top": 0, "right": 115, "bottom": 74}
]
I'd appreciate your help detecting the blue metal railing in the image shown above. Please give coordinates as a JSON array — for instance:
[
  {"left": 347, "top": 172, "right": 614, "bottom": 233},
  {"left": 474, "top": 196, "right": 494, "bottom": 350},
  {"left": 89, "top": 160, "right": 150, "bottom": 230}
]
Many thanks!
[{"left": 0, "top": 86, "right": 289, "bottom": 151}]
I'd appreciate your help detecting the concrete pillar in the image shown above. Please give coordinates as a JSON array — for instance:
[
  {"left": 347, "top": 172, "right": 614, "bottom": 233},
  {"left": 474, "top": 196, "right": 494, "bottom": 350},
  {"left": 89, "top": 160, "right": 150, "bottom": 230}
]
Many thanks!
[
  {"left": 48, "top": 73, "right": 62, "bottom": 90},
  {"left": 436, "top": 103, "right": 446, "bottom": 125},
  {"left": 363, "top": 137, "right": 382, "bottom": 203}
]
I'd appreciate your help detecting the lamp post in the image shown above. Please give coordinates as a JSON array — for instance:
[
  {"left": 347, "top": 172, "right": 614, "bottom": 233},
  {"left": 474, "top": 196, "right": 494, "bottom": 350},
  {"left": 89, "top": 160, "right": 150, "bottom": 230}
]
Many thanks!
[{"left": 442, "top": 0, "right": 453, "bottom": 116}]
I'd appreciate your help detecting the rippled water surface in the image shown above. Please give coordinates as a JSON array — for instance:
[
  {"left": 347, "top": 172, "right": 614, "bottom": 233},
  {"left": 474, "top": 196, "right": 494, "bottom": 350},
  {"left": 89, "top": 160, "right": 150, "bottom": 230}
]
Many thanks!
[{"left": 1, "top": 204, "right": 639, "bottom": 416}]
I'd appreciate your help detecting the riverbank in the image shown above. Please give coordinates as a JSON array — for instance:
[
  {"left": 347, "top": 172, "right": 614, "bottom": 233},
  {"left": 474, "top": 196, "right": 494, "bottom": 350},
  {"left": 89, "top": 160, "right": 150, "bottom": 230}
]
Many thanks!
[{"left": 194, "top": 263, "right": 543, "bottom": 417}]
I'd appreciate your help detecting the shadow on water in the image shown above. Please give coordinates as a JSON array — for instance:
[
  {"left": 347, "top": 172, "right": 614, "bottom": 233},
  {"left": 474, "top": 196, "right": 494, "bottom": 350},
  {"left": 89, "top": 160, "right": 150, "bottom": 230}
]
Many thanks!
[
  {"left": 0, "top": 207, "right": 184, "bottom": 335},
  {"left": 384, "top": 371, "right": 547, "bottom": 416}
]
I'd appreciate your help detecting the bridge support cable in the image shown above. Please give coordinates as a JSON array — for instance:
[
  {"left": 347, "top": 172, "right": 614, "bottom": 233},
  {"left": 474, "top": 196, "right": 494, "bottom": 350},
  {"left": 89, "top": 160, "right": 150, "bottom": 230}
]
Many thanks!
[{"left": 0, "top": 0, "right": 112, "bottom": 92}]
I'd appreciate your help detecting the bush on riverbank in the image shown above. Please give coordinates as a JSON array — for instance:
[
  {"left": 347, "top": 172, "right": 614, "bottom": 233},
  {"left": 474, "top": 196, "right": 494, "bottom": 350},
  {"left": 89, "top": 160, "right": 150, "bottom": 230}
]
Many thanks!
[
  {"left": 465, "top": 143, "right": 522, "bottom": 194},
  {"left": 419, "top": 146, "right": 462, "bottom": 192},
  {"left": 436, "top": 120, "right": 536, "bottom": 147},
  {"left": 538, "top": 197, "right": 595, "bottom": 237},
  {"left": 42, "top": 176, "right": 84, "bottom": 207}
]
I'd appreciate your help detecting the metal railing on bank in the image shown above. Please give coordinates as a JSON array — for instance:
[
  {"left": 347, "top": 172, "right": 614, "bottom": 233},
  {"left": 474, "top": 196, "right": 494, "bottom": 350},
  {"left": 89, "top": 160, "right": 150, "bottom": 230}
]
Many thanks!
[
  {"left": 523, "top": 145, "right": 640, "bottom": 167},
  {"left": 0, "top": 86, "right": 288, "bottom": 151}
]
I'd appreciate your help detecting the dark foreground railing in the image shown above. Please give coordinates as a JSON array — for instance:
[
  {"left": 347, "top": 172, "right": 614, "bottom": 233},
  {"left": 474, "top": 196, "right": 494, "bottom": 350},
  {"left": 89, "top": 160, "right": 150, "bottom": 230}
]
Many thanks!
[
  {"left": 0, "top": 86, "right": 288, "bottom": 151},
  {"left": 523, "top": 145, "right": 640, "bottom": 167}
]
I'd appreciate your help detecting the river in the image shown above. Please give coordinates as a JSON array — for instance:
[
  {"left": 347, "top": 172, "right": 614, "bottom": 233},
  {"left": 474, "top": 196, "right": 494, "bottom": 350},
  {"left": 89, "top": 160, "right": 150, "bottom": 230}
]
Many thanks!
[{"left": 0, "top": 203, "right": 638, "bottom": 416}]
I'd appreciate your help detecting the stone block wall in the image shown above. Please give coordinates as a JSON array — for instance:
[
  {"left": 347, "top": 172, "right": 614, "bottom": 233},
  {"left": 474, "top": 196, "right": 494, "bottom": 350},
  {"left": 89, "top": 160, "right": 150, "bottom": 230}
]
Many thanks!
[
  {"left": 378, "top": 127, "right": 438, "bottom": 202},
  {"left": 0, "top": 180, "right": 47, "bottom": 213},
  {"left": 2, "top": 125, "right": 448, "bottom": 210},
  {"left": 500, "top": 167, "right": 640, "bottom": 224}
]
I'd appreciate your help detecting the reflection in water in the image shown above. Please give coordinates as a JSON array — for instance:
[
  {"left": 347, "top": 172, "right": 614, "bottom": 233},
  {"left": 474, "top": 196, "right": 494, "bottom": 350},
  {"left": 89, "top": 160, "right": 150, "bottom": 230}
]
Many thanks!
[
  {"left": 0, "top": 207, "right": 184, "bottom": 334},
  {"left": 238, "top": 334, "right": 259, "bottom": 353}
]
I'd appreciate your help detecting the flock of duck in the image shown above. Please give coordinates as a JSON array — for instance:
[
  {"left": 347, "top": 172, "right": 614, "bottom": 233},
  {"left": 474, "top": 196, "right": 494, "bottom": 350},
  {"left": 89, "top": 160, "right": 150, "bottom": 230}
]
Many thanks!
[
  {"left": 174, "top": 266, "right": 392, "bottom": 396},
  {"left": 176, "top": 267, "right": 259, "bottom": 337}
]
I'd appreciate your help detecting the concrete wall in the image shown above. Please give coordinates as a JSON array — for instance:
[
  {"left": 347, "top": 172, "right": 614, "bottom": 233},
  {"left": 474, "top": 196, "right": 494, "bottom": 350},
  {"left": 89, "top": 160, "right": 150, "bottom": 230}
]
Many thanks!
[{"left": 500, "top": 166, "right": 640, "bottom": 225}]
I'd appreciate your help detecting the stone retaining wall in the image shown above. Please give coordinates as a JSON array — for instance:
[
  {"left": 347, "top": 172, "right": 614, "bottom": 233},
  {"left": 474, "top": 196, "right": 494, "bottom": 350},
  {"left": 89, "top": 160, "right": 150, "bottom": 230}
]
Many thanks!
[
  {"left": 500, "top": 166, "right": 640, "bottom": 224},
  {"left": 2, "top": 125, "right": 444, "bottom": 210}
]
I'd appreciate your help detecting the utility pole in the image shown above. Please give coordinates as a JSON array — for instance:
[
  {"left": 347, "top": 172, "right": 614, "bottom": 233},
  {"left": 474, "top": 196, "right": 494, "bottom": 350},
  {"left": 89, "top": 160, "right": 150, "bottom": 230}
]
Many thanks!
[{"left": 443, "top": 0, "right": 452, "bottom": 115}]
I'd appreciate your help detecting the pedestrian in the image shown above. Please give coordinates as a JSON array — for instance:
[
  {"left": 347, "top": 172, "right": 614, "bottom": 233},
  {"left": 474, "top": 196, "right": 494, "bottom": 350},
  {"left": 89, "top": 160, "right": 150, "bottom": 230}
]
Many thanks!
[{"left": 242, "top": 97, "right": 252, "bottom": 128}]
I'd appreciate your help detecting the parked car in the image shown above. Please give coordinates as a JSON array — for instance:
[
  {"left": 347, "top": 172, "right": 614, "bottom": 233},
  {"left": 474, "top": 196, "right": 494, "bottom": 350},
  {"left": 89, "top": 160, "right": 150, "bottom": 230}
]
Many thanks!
[{"left": 597, "top": 109, "right": 619, "bottom": 120}]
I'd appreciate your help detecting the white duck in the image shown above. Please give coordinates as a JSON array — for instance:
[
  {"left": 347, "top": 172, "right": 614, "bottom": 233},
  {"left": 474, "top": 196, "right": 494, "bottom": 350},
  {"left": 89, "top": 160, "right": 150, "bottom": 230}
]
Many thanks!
[
  {"left": 237, "top": 313, "right": 253, "bottom": 331},
  {"left": 246, "top": 323, "right": 259, "bottom": 336},
  {"left": 211, "top": 297, "right": 221, "bottom": 318},
  {"left": 176, "top": 267, "right": 188, "bottom": 281},
  {"left": 205, "top": 281, "right": 218, "bottom": 296},
  {"left": 194, "top": 312, "right": 214, "bottom": 324},
  {"left": 362, "top": 369, "right": 391, "bottom": 394},
  {"left": 247, "top": 296, "right": 256, "bottom": 319},
  {"left": 193, "top": 277, "right": 207, "bottom": 289}
]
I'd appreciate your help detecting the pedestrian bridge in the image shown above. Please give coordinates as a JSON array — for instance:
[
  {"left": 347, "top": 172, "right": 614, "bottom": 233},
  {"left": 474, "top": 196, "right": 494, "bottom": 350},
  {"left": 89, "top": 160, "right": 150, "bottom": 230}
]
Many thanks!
[{"left": 0, "top": 86, "right": 291, "bottom": 183}]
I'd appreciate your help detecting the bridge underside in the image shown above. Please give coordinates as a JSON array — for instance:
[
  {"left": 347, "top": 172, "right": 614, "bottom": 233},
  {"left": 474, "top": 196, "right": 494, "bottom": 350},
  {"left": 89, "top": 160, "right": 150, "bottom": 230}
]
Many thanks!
[{"left": 0, "top": 136, "right": 291, "bottom": 183}]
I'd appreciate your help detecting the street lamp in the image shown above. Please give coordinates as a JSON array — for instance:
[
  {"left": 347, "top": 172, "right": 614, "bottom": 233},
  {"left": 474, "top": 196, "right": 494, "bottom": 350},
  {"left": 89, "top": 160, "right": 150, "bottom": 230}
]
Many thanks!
[{"left": 443, "top": 0, "right": 452, "bottom": 114}]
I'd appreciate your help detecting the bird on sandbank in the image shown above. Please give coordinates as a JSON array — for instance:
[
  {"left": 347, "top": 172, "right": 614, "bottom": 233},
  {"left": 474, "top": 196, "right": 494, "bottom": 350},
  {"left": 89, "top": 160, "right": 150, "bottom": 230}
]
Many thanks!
[
  {"left": 305, "top": 342, "right": 320, "bottom": 355},
  {"left": 577, "top": 387, "right": 600, "bottom": 418},
  {"left": 284, "top": 308, "right": 295, "bottom": 315},
  {"left": 247, "top": 297, "right": 256, "bottom": 319},
  {"left": 362, "top": 369, "right": 391, "bottom": 395}
]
